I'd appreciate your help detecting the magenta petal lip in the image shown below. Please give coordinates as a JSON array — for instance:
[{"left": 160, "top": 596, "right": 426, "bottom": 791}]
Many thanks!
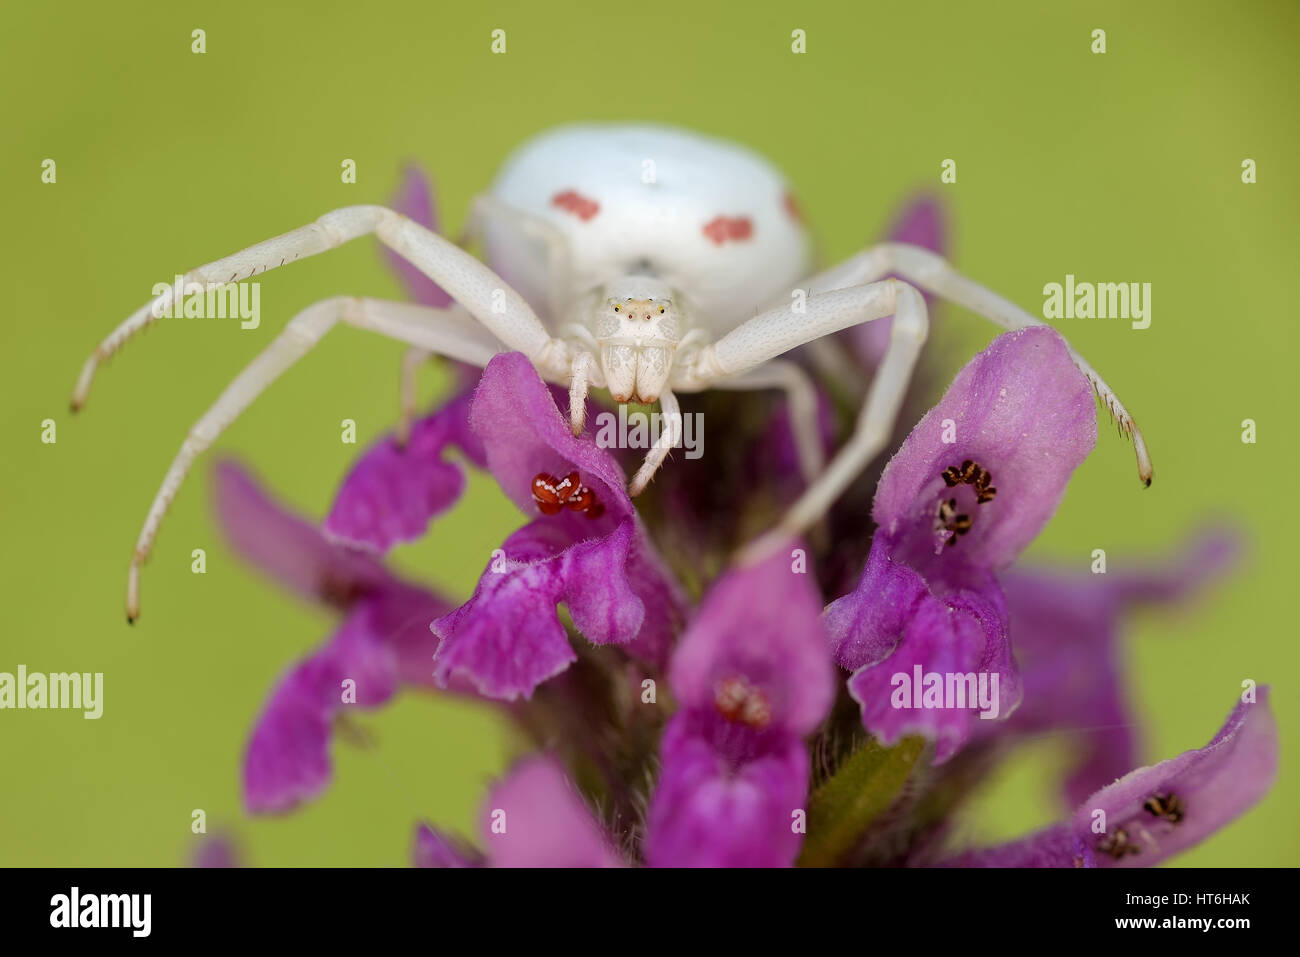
[
  {"left": 646, "top": 543, "right": 833, "bottom": 867},
  {"left": 212, "top": 462, "right": 454, "bottom": 815},
  {"left": 825, "top": 328, "right": 1094, "bottom": 763},
  {"left": 430, "top": 353, "right": 686, "bottom": 699},
  {"left": 942, "top": 690, "right": 1277, "bottom": 867}
]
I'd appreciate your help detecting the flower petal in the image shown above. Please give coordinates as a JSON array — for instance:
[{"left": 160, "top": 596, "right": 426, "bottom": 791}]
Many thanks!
[
  {"left": 384, "top": 165, "right": 453, "bottom": 308},
  {"left": 213, "top": 460, "right": 389, "bottom": 603},
  {"left": 1072, "top": 689, "right": 1277, "bottom": 868},
  {"left": 430, "top": 354, "right": 686, "bottom": 697},
  {"left": 646, "top": 546, "right": 832, "bottom": 867},
  {"left": 846, "top": 578, "right": 1021, "bottom": 763},
  {"left": 240, "top": 583, "right": 451, "bottom": 815},
  {"left": 669, "top": 541, "right": 834, "bottom": 734},
  {"left": 243, "top": 602, "right": 401, "bottom": 814},
  {"left": 646, "top": 714, "right": 809, "bottom": 868},
  {"left": 218, "top": 462, "right": 456, "bottom": 813},
  {"left": 939, "top": 824, "right": 1092, "bottom": 868},
  {"left": 945, "top": 690, "right": 1277, "bottom": 867},
  {"left": 412, "top": 823, "right": 482, "bottom": 868},
  {"left": 191, "top": 834, "right": 241, "bottom": 868},
  {"left": 851, "top": 194, "right": 948, "bottom": 367},
  {"left": 872, "top": 327, "right": 1097, "bottom": 575},
  {"left": 480, "top": 756, "right": 623, "bottom": 867},
  {"left": 999, "top": 528, "right": 1243, "bottom": 806},
  {"left": 430, "top": 547, "right": 576, "bottom": 701},
  {"left": 323, "top": 391, "right": 485, "bottom": 553},
  {"left": 469, "top": 352, "right": 630, "bottom": 519},
  {"left": 823, "top": 529, "right": 930, "bottom": 672}
]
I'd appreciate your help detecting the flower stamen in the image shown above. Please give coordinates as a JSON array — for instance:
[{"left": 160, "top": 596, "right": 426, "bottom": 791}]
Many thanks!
[
  {"left": 1143, "top": 792, "right": 1186, "bottom": 825},
  {"left": 714, "top": 675, "right": 772, "bottom": 728},
  {"left": 937, "top": 461, "right": 997, "bottom": 545},
  {"left": 1096, "top": 827, "right": 1142, "bottom": 860}
]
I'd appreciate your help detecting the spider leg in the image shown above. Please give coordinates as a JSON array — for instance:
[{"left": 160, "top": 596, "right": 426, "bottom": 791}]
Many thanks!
[
  {"left": 393, "top": 301, "right": 509, "bottom": 446},
  {"left": 123, "top": 296, "right": 504, "bottom": 622},
  {"left": 628, "top": 389, "right": 683, "bottom": 496},
  {"left": 795, "top": 241, "right": 1152, "bottom": 485},
  {"left": 72, "top": 204, "right": 570, "bottom": 411},
  {"left": 675, "top": 279, "right": 929, "bottom": 564},
  {"left": 568, "top": 350, "right": 595, "bottom": 436},
  {"left": 709, "top": 360, "right": 826, "bottom": 486}
]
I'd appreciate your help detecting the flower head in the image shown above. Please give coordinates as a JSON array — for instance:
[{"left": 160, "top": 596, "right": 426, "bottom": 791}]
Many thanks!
[
  {"left": 430, "top": 352, "right": 686, "bottom": 699},
  {"left": 646, "top": 543, "right": 834, "bottom": 867},
  {"left": 416, "top": 755, "right": 623, "bottom": 868},
  {"left": 941, "top": 689, "right": 1277, "bottom": 867},
  {"left": 826, "top": 326, "right": 1096, "bottom": 761},
  {"left": 213, "top": 462, "right": 459, "bottom": 813},
  {"left": 204, "top": 169, "right": 1276, "bottom": 869}
]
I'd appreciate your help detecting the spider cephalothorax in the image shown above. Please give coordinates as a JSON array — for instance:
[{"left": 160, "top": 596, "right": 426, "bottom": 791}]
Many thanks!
[{"left": 591, "top": 278, "right": 684, "bottom": 405}]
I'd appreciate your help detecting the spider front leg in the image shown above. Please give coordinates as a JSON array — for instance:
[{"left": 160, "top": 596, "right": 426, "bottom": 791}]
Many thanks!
[
  {"left": 72, "top": 204, "right": 566, "bottom": 412},
  {"left": 393, "top": 301, "right": 514, "bottom": 446},
  {"left": 709, "top": 359, "right": 827, "bottom": 486},
  {"left": 121, "top": 296, "right": 510, "bottom": 621},
  {"left": 798, "top": 241, "right": 1152, "bottom": 485},
  {"left": 72, "top": 203, "right": 575, "bottom": 620},
  {"left": 676, "top": 279, "right": 930, "bottom": 562},
  {"left": 568, "top": 350, "right": 595, "bottom": 436},
  {"left": 628, "top": 390, "right": 683, "bottom": 496}
]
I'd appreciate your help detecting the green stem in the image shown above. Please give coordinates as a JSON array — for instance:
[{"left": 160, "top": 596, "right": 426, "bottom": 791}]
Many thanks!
[{"left": 798, "top": 736, "right": 925, "bottom": 867}]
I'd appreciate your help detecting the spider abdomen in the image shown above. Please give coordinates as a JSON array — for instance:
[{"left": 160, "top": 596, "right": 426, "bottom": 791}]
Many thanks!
[{"left": 482, "top": 123, "right": 812, "bottom": 331}]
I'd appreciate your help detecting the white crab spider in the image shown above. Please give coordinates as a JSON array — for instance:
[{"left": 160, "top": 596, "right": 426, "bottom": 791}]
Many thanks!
[{"left": 71, "top": 123, "right": 1151, "bottom": 621}]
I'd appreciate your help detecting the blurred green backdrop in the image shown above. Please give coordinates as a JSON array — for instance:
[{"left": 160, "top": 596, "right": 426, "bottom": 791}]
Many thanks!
[{"left": 1, "top": 0, "right": 1295, "bottom": 866}]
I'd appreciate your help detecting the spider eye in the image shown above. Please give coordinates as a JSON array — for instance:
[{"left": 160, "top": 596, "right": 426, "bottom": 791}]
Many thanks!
[
  {"left": 659, "top": 307, "right": 665, "bottom": 314},
  {"left": 613, "top": 305, "right": 620, "bottom": 312}
]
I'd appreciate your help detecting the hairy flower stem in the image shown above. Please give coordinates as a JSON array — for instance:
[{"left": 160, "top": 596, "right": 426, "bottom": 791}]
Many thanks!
[{"left": 798, "top": 736, "right": 925, "bottom": 867}]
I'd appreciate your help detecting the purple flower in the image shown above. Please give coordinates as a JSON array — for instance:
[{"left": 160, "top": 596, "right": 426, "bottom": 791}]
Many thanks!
[
  {"left": 213, "top": 462, "right": 460, "bottom": 814},
  {"left": 824, "top": 327, "right": 1097, "bottom": 761},
  {"left": 849, "top": 195, "right": 947, "bottom": 368},
  {"left": 322, "top": 168, "right": 485, "bottom": 553},
  {"left": 430, "top": 352, "right": 687, "bottom": 699},
  {"left": 415, "top": 756, "right": 624, "bottom": 868},
  {"left": 997, "top": 528, "right": 1242, "bottom": 807},
  {"left": 412, "top": 823, "right": 483, "bottom": 869},
  {"left": 191, "top": 833, "right": 241, "bottom": 868},
  {"left": 941, "top": 689, "right": 1277, "bottom": 867},
  {"left": 201, "top": 165, "right": 1278, "bottom": 869},
  {"left": 323, "top": 391, "right": 485, "bottom": 553},
  {"left": 645, "top": 543, "right": 834, "bottom": 867},
  {"left": 382, "top": 164, "right": 453, "bottom": 310}
]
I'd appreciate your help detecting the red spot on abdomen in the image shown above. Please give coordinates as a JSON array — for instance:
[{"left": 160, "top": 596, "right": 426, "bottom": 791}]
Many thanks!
[
  {"left": 551, "top": 190, "right": 600, "bottom": 221},
  {"left": 702, "top": 215, "right": 754, "bottom": 245},
  {"left": 783, "top": 191, "right": 804, "bottom": 223}
]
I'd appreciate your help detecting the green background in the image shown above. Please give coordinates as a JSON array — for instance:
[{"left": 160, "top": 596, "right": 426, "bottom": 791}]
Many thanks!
[{"left": 1, "top": 0, "right": 1295, "bottom": 866}]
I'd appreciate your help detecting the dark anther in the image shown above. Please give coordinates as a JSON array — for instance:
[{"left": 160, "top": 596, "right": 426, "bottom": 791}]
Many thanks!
[
  {"left": 1097, "top": 828, "right": 1142, "bottom": 860},
  {"left": 1143, "top": 792, "right": 1185, "bottom": 824},
  {"left": 940, "top": 460, "right": 997, "bottom": 505}
]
